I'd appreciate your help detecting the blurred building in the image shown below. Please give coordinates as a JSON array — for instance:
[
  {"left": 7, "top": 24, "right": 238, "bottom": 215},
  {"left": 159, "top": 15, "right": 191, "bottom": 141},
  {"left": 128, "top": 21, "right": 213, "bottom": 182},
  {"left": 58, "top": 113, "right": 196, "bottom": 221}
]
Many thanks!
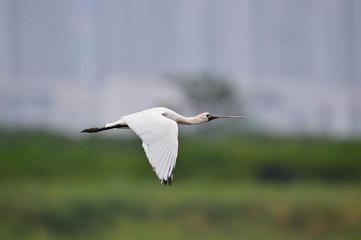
[{"left": 0, "top": 0, "right": 360, "bottom": 137}]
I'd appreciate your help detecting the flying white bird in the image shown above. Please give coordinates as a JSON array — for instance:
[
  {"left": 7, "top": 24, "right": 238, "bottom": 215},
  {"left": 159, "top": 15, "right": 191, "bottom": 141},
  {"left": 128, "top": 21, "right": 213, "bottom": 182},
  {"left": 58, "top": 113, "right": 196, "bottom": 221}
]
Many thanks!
[{"left": 81, "top": 107, "right": 245, "bottom": 185}]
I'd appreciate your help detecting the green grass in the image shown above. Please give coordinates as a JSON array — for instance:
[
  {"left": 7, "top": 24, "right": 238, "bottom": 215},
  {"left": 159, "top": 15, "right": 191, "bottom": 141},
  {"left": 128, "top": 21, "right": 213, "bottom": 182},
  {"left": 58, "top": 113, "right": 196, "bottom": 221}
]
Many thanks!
[
  {"left": 1, "top": 180, "right": 361, "bottom": 240},
  {"left": 0, "top": 129, "right": 361, "bottom": 239}
]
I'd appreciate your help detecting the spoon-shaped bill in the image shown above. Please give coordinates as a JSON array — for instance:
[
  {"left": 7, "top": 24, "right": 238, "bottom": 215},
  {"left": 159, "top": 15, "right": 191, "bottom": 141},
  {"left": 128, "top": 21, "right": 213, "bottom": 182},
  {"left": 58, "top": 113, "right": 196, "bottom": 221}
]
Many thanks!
[
  {"left": 210, "top": 115, "right": 245, "bottom": 120},
  {"left": 213, "top": 115, "right": 245, "bottom": 118}
]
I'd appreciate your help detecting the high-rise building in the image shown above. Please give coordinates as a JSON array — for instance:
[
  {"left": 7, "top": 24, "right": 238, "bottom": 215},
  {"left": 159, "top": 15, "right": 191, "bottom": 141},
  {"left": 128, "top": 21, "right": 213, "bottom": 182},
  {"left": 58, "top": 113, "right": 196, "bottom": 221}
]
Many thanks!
[
  {"left": 0, "top": 0, "right": 359, "bottom": 135},
  {"left": 1, "top": 0, "right": 359, "bottom": 83}
]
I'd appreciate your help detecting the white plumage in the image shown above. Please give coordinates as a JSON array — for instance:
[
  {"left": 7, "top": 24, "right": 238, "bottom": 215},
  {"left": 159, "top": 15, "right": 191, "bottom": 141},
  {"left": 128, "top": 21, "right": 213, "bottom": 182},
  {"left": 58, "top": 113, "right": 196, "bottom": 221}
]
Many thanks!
[{"left": 82, "top": 107, "right": 245, "bottom": 185}]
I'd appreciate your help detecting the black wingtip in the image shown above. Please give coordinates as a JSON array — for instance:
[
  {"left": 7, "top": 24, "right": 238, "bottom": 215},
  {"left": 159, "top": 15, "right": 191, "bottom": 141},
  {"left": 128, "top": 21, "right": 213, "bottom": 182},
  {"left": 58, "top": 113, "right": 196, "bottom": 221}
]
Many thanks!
[
  {"left": 160, "top": 175, "right": 173, "bottom": 186},
  {"left": 81, "top": 124, "right": 129, "bottom": 133},
  {"left": 168, "top": 177, "right": 172, "bottom": 186},
  {"left": 81, "top": 127, "right": 102, "bottom": 133}
]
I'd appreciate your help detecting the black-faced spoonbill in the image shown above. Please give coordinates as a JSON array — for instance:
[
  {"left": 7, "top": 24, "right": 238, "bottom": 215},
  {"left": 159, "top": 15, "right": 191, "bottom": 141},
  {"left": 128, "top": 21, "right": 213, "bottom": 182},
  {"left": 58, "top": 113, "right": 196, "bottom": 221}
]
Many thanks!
[{"left": 81, "top": 107, "right": 245, "bottom": 185}]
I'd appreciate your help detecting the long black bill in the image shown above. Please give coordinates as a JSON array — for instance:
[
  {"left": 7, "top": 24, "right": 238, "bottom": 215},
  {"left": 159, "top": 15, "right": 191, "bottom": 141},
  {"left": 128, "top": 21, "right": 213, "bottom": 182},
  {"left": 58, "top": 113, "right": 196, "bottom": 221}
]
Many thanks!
[{"left": 210, "top": 115, "right": 245, "bottom": 120}]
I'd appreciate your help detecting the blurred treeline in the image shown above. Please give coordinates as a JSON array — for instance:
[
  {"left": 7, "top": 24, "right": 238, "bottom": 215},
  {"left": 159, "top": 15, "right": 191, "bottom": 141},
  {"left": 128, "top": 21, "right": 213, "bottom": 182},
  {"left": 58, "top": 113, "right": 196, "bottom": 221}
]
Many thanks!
[
  {"left": 2, "top": 128, "right": 360, "bottom": 183},
  {"left": 1, "top": 128, "right": 361, "bottom": 239}
]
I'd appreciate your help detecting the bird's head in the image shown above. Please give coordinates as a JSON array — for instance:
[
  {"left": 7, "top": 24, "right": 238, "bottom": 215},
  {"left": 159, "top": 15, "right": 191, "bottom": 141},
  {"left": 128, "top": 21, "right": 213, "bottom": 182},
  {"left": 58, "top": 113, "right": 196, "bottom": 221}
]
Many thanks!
[{"left": 201, "top": 112, "right": 246, "bottom": 122}]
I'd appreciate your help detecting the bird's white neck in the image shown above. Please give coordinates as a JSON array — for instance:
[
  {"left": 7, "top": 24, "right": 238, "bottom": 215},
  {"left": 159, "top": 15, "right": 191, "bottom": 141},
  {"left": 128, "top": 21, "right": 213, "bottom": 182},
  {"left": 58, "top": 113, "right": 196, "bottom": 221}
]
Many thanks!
[{"left": 164, "top": 111, "right": 207, "bottom": 125}]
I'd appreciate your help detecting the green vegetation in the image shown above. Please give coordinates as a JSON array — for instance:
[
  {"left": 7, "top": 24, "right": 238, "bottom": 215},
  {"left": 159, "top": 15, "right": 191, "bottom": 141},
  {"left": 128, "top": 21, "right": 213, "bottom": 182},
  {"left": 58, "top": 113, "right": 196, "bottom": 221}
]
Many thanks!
[{"left": 1, "top": 129, "right": 361, "bottom": 239}]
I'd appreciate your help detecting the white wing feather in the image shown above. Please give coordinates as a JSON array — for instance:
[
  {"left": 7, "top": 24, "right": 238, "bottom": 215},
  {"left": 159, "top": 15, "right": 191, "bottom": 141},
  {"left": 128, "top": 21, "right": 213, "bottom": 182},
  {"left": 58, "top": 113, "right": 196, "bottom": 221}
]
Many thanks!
[{"left": 121, "top": 110, "right": 178, "bottom": 185}]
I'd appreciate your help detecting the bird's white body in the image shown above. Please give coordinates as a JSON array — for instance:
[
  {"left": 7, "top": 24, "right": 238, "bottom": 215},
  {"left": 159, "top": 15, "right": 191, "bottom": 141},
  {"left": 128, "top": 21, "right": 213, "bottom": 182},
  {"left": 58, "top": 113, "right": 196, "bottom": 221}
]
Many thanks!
[
  {"left": 82, "top": 107, "right": 244, "bottom": 185},
  {"left": 106, "top": 107, "right": 179, "bottom": 185}
]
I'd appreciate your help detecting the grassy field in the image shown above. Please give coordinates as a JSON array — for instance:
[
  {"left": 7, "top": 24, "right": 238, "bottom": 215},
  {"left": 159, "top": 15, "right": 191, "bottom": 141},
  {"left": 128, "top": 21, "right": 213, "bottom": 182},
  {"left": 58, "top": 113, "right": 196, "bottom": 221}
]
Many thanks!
[{"left": 1, "top": 129, "right": 361, "bottom": 239}]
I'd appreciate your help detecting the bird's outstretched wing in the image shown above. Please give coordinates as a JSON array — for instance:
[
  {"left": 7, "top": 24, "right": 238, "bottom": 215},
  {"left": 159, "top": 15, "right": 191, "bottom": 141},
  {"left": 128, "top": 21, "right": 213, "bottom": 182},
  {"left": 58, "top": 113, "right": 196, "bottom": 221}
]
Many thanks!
[{"left": 122, "top": 111, "right": 178, "bottom": 185}]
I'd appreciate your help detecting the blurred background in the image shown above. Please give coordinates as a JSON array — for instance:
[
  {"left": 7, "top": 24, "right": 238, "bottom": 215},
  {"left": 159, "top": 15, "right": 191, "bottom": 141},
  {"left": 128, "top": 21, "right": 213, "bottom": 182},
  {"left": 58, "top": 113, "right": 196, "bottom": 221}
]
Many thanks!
[{"left": 1, "top": 0, "right": 361, "bottom": 239}]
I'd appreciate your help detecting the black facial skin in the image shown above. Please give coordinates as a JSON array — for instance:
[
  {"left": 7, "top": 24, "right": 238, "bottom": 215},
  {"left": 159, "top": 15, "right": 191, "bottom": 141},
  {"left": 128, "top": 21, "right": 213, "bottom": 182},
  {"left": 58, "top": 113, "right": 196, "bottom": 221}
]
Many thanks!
[{"left": 206, "top": 114, "right": 216, "bottom": 121}]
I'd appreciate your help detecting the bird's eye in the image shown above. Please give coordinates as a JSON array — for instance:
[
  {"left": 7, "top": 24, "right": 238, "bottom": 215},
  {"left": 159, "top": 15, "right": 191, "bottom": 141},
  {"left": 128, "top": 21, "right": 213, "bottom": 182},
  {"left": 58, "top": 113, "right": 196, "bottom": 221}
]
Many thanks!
[{"left": 206, "top": 114, "right": 211, "bottom": 118}]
